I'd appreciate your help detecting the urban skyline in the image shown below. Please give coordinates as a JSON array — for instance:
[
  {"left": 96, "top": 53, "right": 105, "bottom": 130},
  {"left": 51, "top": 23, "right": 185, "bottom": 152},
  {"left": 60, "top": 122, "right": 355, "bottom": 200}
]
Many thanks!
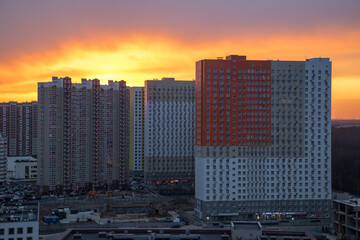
[
  {"left": 0, "top": 54, "right": 333, "bottom": 221},
  {"left": 1, "top": 1, "right": 359, "bottom": 239}
]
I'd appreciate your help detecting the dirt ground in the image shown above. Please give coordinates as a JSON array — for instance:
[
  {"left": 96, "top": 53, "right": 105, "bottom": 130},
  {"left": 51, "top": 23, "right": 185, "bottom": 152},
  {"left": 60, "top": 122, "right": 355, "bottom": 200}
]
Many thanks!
[{"left": 40, "top": 198, "right": 194, "bottom": 223}]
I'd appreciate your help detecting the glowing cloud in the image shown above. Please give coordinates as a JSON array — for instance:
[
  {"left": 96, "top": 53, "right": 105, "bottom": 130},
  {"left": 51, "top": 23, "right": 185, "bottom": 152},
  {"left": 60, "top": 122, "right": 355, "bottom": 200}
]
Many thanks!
[
  {"left": 1, "top": 0, "right": 360, "bottom": 118},
  {"left": 1, "top": 31, "right": 360, "bottom": 119}
]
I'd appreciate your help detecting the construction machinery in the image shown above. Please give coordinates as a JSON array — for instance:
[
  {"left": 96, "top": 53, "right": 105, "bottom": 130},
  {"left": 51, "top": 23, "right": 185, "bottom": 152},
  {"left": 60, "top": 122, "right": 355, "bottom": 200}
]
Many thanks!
[
  {"left": 106, "top": 160, "right": 121, "bottom": 213},
  {"left": 86, "top": 190, "right": 98, "bottom": 199}
]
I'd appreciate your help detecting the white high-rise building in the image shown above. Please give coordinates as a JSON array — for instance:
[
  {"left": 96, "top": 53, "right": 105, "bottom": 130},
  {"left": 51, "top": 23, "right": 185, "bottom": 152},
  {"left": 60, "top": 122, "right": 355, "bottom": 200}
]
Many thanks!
[
  {"left": 129, "top": 87, "right": 144, "bottom": 175},
  {"left": 144, "top": 78, "right": 195, "bottom": 183},
  {"left": 195, "top": 55, "right": 331, "bottom": 220}
]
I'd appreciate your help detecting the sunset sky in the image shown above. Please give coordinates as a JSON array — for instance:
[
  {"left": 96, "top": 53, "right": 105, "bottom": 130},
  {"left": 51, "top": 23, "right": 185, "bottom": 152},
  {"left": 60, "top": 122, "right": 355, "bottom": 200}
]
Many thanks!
[{"left": 0, "top": 0, "right": 359, "bottom": 119}]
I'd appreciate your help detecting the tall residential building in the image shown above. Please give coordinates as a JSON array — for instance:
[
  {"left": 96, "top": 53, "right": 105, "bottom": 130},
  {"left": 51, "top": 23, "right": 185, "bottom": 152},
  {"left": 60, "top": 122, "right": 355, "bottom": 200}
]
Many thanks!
[
  {"left": 0, "top": 133, "right": 7, "bottom": 184},
  {"left": 0, "top": 101, "right": 38, "bottom": 156},
  {"left": 195, "top": 55, "right": 331, "bottom": 220},
  {"left": 37, "top": 77, "right": 130, "bottom": 193},
  {"left": 144, "top": 78, "right": 195, "bottom": 183},
  {"left": 129, "top": 87, "right": 144, "bottom": 176}
]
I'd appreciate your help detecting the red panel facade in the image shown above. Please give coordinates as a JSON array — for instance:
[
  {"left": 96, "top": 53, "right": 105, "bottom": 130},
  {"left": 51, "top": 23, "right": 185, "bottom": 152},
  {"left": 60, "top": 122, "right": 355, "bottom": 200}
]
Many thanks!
[{"left": 195, "top": 55, "right": 271, "bottom": 147}]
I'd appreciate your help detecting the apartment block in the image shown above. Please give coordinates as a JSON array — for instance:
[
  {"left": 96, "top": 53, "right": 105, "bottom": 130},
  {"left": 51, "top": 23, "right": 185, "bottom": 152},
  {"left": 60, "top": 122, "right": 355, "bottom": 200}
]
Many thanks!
[
  {"left": 0, "top": 101, "right": 38, "bottom": 156},
  {"left": 0, "top": 133, "right": 7, "bottom": 184},
  {"left": 195, "top": 55, "right": 331, "bottom": 220},
  {"left": 129, "top": 87, "right": 144, "bottom": 175},
  {"left": 144, "top": 78, "right": 195, "bottom": 183},
  {"left": 37, "top": 77, "right": 129, "bottom": 193}
]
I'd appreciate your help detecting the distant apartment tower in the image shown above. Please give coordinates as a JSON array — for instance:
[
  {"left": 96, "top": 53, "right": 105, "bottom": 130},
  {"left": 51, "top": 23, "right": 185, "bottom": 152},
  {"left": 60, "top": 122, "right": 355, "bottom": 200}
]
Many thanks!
[
  {"left": 144, "top": 78, "right": 195, "bottom": 183},
  {"left": 0, "top": 101, "right": 38, "bottom": 156},
  {"left": 0, "top": 133, "right": 7, "bottom": 184},
  {"left": 195, "top": 55, "right": 331, "bottom": 220},
  {"left": 37, "top": 77, "right": 130, "bottom": 193},
  {"left": 129, "top": 87, "right": 144, "bottom": 175}
]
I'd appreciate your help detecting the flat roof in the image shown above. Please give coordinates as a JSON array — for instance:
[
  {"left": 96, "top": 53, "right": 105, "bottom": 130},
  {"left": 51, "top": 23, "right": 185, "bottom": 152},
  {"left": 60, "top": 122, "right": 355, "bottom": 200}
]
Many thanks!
[
  {"left": 334, "top": 199, "right": 360, "bottom": 207},
  {"left": 231, "top": 221, "right": 262, "bottom": 230},
  {"left": 261, "top": 230, "right": 316, "bottom": 240},
  {"left": 7, "top": 156, "right": 37, "bottom": 171},
  {"left": 0, "top": 203, "right": 39, "bottom": 223},
  {"left": 57, "top": 228, "right": 232, "bottom": 240}
]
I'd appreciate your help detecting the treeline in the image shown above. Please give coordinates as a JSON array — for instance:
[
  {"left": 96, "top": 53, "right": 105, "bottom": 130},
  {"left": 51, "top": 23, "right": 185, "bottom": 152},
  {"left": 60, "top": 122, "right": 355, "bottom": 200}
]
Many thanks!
[{"left": 332, "top": 126, "right": 360, "bottom": 195}]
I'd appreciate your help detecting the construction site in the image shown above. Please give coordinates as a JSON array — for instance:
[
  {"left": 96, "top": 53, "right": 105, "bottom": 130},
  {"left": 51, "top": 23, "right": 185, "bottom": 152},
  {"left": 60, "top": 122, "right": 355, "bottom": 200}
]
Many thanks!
[{"left": 39, "top": 184, "right": 196, "bottom": 235}]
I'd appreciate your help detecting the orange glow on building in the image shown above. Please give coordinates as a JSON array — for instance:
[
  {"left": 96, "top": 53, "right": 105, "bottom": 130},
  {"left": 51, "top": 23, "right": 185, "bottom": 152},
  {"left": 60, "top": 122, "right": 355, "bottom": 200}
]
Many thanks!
[{"left": 196, "top": 55, "right": 272, "bottom": 147}]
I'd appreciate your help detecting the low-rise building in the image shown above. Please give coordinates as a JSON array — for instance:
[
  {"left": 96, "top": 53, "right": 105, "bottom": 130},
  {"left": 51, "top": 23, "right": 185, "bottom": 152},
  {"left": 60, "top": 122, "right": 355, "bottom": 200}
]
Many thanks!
[
  {"left": 6, "top": 156, "right": 37, "bottom": 180},
  {"left": 57, "top": 228, "right": 231, "bottom": 240},
  {"left": 231, "top": 221, "right": 262, "bottom": 240},
  {"left": 55, "top": 226, "right": 317, "bottom": 240},
  {"left": 0, "top": 202, "right": 39, "bottom": 240},
  {"left": 333, "top": 195, "right": 360, "bottom": 239},
  {"left": 260, "top": 230, "right": 316, "bottom": 240}
]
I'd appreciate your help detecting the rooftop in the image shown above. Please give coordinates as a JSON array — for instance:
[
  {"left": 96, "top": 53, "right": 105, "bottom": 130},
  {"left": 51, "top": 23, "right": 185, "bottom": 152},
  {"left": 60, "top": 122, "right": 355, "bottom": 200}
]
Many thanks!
[
  {"left": 56, "top": 228, "right": 318, "bottom": 240},
  {"left": 231, "top": 221, "right": 262, "bottom": 230},
  {"left": 334, "top": 198, "right": 360, "bottom": 207},
  {"left": 57, "top": 228, "right": 231, "bottom": 240},
  {"left": 0, "top": 203, "right": 39, "bottom": 223},
  {"left": 261, "top": 230, "right": 316, "bottom": 240},
  {"left": 7, "top": 156, "right": 37, "bottom": 171}
]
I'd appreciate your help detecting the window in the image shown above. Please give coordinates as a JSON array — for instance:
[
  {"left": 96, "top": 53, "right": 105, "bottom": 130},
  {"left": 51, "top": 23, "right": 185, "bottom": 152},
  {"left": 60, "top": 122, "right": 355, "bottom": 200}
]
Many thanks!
[
  {"left": 9, "top": 228, "right": 15, "bottom": 235},
  {"left": 17, "top": 228, "right": 23, "bottom": 234},
  {"left": 0, "top": 228, "right": 3, "bottom": 235},
  {"left": 27, "top": 227, "right": 33, "bottom": 234}
]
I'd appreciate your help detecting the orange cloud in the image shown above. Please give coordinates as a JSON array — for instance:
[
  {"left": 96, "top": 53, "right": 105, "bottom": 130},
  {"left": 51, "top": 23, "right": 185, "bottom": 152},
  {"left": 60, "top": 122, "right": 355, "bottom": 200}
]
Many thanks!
[{"left": 0, "top": 32, "right": 360, "bottom": 119}]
